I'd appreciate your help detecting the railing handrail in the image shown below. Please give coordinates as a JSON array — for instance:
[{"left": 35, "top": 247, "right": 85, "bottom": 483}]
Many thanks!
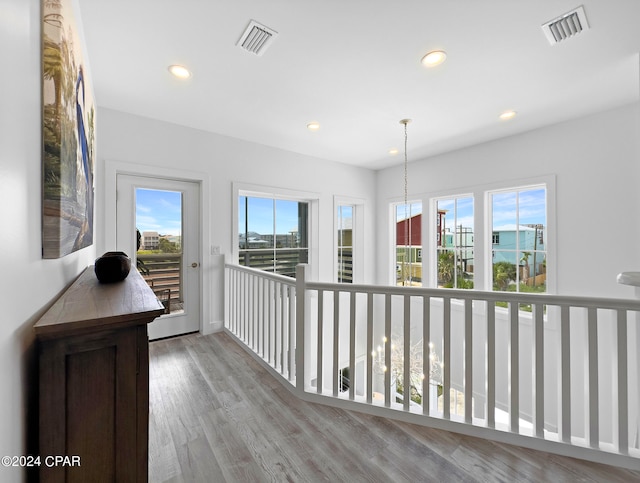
[
  {"left": 225, "top": 262, "right": 640, "bottom": 311},
  {"left": 225, "top": 262, "right": 296, "bottom": 286},
  {"left": 305, "top": 281, "right": 640, "bottom": 311},
  {"left": 238, "top": 247, "right": 309, "bottom": 252}
]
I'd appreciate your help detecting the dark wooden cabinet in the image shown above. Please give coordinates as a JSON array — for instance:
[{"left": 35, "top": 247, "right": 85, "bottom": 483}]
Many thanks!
[{"left": 35, "top": 267, "right": 164, "bottom": 483}]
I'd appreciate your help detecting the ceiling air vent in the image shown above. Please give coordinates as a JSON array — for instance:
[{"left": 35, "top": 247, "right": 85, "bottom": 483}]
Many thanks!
[
  {"left": 542, "top": 5, "right": 589, "bottom": 45},
  {"left": 237, "top": 20, "right": 278, "bottom": 56}
]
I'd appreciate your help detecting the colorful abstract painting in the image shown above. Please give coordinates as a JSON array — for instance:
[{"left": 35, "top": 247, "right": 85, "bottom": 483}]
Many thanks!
[{"left": 42, "top": 0, "right": 95, "bottom": 258}]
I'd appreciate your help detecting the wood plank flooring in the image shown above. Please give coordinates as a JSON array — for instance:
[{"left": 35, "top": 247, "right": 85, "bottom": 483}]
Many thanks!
[{"left": 148, "top": 332, "right": 640, "bottom": 483}]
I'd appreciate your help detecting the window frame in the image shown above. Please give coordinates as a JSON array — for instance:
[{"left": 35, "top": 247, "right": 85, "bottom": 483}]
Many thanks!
[
  {"left": 488, "top": 184, "right": 549, "bottom": 293},
  {"left": 233, "top": 182, "right": 320, "bottom": 280},
  {"left": 391, "top": 199, "right": 423, "bottom": 286},
  {"left": 433, "top": 193, "right": 475, "bottom": 289},
  {"left": 398, "top": 175, "right": 555, "bottom": 292},
  {"left": 334, "top": 196, "right": 364, "bottom": 284},
  {"left": 336, "top": 203, "right": 354, "bottom": 283}
]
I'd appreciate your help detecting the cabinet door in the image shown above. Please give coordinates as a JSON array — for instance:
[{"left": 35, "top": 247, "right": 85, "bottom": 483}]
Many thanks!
[{"left": 39, "top": 327, "right": 143, "bottom": 483}]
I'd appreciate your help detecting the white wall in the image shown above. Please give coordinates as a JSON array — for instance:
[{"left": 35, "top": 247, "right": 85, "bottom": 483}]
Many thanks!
[
  {"left": 376, "top": 102, "right": 640, "bottom": 298},
  {"left": 0, "top": 1, "right": 96, "bottom": 481},
  {"left": 96, "top": 107, "right": 378, "bottom": 332}
]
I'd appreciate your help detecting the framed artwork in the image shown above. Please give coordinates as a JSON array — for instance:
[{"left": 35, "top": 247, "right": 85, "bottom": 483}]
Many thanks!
[{"left": 42, "top": 0, "right": 95, "bottom": 258}]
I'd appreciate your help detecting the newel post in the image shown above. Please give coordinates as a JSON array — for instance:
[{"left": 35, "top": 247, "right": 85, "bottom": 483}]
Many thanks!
[
  {"left": 222, "top": 253, "right": 226, "bottom": 331},
  {"left": 295, "top": 264, "right": 308, "bottom": 392}
]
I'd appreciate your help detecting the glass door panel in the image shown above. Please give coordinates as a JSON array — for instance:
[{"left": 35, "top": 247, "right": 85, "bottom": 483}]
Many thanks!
[
  {"left": 135, "top": 188, "right": 183, "bottom": 315},
  {"left": 116, "top": 174, "right": 200, "bottom": 340}
]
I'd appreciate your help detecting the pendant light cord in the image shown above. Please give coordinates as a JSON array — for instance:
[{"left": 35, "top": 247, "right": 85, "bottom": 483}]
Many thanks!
[
  {"left": 401, "top": 119, "right": 412, "bottom": 286},
  {"left": 404, "top": 122, "right": 408, "bottom": 212}
]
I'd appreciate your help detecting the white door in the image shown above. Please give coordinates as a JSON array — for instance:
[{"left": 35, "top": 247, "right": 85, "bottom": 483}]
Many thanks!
[{"left": 116, "top": 174, "right": 200, "bottom": 340}]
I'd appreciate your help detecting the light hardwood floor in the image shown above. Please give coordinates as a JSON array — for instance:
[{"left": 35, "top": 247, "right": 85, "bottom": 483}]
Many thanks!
[{"left": 148, "top": 332, "right": 640, "bottom": 483}]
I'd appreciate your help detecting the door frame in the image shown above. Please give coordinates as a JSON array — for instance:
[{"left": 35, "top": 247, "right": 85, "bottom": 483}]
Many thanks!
[
  {"left": 117, "top": 174, "right": 200, "bottom": 340},
  {"left": 103, "top": 160, "right": 215, "bottom": 334}
]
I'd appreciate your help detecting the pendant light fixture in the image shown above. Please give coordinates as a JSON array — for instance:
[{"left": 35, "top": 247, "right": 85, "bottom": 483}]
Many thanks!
[{"left": 400, "top": 118, "right": 412, "bottom": 286}]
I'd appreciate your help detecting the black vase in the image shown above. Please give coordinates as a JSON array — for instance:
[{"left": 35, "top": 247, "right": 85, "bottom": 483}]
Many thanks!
[{"left": 95, "top": 252, "right": 131, "bottom": 283}]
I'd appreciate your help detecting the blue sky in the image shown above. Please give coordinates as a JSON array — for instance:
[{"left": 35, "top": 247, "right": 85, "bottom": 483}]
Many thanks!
[
  {"left": 492, "top": 188, "right": 546, "bottom": 228},
  {"left": 239, "top": 196, "right": 302, "bottom": 235},
  {"left": 238, "top": 188, "right": 545, "bottom": 238},
  {"left": 145, "top": 188, "right": 545, "bottom": 239},
  {"left": 399, "top": 187, "right": 545, "bottom": 230},
  {"left": 136, "top": 188, "right": 182, "bottom": 236},
  {"left": 436, "top": 197, "right": 474, "bottom": 230}
]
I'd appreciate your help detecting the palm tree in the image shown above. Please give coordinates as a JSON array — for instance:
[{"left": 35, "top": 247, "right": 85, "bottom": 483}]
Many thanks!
[
  {"left": 43, "top": 1, "right": 63, "bottom": 119},
  {"left": 493, "top": 261, "right": 516, "bottom": 291},
  {"left": 437, "top": 251, "right": 455, "bottom": 286},
  {"left": 43, "top": 37, "right": 62, "bottom": 120}
]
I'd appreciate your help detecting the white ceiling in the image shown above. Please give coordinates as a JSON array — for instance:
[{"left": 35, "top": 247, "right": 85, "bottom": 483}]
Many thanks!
[{"left": 77, "top": 1, "right": 640, "bottom": 170}]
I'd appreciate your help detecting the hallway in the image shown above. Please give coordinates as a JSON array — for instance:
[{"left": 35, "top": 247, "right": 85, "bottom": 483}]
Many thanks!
[{"left": 148, "top": 332, "right": 640, "bottom": 482}]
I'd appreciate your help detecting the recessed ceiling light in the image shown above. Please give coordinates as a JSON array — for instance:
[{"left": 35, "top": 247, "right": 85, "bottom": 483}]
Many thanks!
[
  {"left": 499, "top": 110, "right": 517, "bottom": 120},
  {"left": 421, "top": 50, "right": 447, "bottom": 67},
  {"left": 168, "top": 64, "right": 192, "bottom": 79},
  {"left": 307, "top": 121, "right": 320, "bottom": 131},
  {"left": 389, "top": 148, "right": 399, "bottom": 155}
]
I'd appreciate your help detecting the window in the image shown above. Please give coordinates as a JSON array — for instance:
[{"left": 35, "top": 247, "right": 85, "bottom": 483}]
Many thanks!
[
  {"left": 395, "top": 202, "right": 422, "bottom": 286},
  {"left": 337, "top": 205, "right": 353, "bottom": 283},
  {"left": 436, "top": 196, "right": 474, "bottom": 289},
  {"left": 491, "top": 186, "right": 546, "bottom": 293},
  {"left": 238, "top": 195, "right": 308, "bottom": 278},
  {"left": 395, "top": 179, "right": 551, "bottom": 292}
]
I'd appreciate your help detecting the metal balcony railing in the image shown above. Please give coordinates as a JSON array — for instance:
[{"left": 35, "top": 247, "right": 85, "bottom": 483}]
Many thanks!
[
  {"left": 137, "top": 253, "right": 182, "bottom": 313},
  {"left": 238, "top": 248, "right": 308, "bottom": 278}
]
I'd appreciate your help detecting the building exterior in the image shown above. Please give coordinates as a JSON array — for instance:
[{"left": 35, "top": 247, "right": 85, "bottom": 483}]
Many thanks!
[
  {"left": 396, "top": 211, "right": 475, "bottom": 283},
  {"left": 492, "top": 224, "right": 546, "bottom": 278},
  {"left": 142, "top": 231, "right": 159, "bottom": 250},
  {"left": 163, "top": 235, "right": 182, "bottom": 249}
]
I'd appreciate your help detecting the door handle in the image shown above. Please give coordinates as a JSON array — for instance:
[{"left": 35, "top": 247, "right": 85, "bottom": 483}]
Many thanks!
[{"left": 191, "top": 262, "right": 199, "bottom": 268}]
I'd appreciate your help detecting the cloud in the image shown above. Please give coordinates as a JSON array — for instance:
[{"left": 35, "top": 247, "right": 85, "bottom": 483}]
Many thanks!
[
  {"left": 158, "top": 197, "right": 181, "bottom": 213},
  {"left": 136, "top": 214, "right": 160, "bottom": 230}
]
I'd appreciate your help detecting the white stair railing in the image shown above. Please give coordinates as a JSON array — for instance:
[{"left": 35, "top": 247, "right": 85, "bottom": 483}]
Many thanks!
[
  {"left": 225, "top": 261, "right": 640, "bottom": 470},
  {"left": 226, "top": 263, "right": 296, "bottom": 383}
]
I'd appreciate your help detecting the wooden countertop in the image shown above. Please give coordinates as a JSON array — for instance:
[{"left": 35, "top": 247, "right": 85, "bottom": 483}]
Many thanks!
[{"left": 35, "top": 266, "right": 165, "bottom": 339}]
